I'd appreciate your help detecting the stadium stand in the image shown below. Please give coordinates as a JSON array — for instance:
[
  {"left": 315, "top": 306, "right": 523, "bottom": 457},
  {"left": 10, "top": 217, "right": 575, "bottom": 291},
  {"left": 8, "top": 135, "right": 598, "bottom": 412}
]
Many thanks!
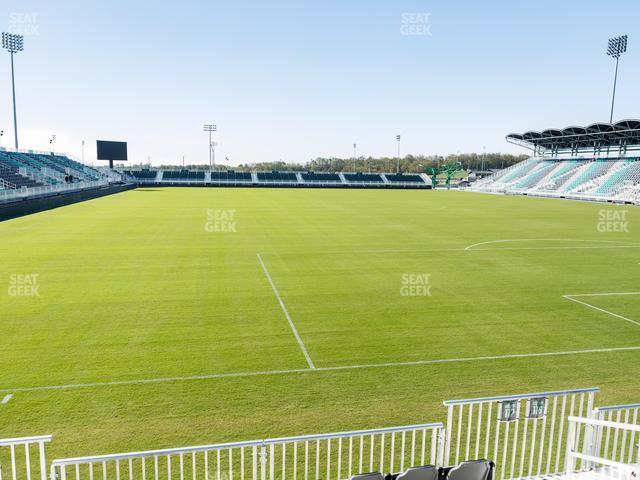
[
  {"left": 472, "top": 157, "right": 640, "bottom": 202},
  {"left": 162, "top": 170, "right": 206, "bottom": 180},
  {"left": 123, "top": 169, "right": 432, "bottom": 189},
  {"left": 384, "top": 173, "right": 427, "bottom": 184},
  {"left": 123, "top": 169, "right": 157, "bottom": 180},
  {"left": 0, "top": 149, "right": 110, "bottom": 203},
  {"left": 0, "top": 161, "right": 43, "bottom": 189},
  {"left": 211, "top": 170, "right": 252, "bottom": 182},
  {"left": 343, "top": 172, "right": 385, "bottom": 183},
  {"left": 256, "top": 171, "right": 298, "bottom": 183},
  {"left": 471, "top": 120, "right": 640, "bottom": 203},
  {"left": 301, "top": 172, "right": 341, "bottom": 183}
]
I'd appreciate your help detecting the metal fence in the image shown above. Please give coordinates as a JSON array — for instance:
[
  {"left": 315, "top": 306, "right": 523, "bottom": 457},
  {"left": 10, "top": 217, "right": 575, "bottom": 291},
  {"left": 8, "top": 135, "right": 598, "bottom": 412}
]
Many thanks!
[
  {"left": 0, "top": 180, "right": 110, "bottom": 203},
  {"left": 592, "top": 404, "right": 640, "bottom": 465},
  {"left": 442, "top": 388, "right": 598, "bottom": 480},
  {"left": 49, "top": 423, "right": 444, "bottom": 480},
  {"left": 14, "top": 387, "right": 640, "bottom": 480},
  {"left": 0, "top": 435, "right": 52, "bottom": 480},
  {"left": 565, "top": 416, "right": 640, "bottom": 478}
]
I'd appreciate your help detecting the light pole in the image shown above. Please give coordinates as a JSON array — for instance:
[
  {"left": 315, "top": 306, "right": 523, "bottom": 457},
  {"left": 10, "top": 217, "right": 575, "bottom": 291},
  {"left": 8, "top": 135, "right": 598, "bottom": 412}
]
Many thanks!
[
  {"left": 49, "top": 135, "right": 56, "bottom": 153},
  {"left": 606, "top": 35, "right": 628, "bottom": 123},
  {"left": 2, "top": 32, "right": 24, "bottom": 150},
  {"left": 0, "top": 130, "right": 4, "bottom": 148},
  {"left": 396, "top": 135, "right": 401, "bottom": 173},
  {"left": 481, "top": 145, "right": 486, "bottom": 172},
  {"left": 203, "top": 124, "right": 217, "bottom": 170},
  {"left": 81, "top": 140, "right": 85, "bottom": 164},
  {"left": 353, "top": 143, "right": 357, "bottom": 172}
]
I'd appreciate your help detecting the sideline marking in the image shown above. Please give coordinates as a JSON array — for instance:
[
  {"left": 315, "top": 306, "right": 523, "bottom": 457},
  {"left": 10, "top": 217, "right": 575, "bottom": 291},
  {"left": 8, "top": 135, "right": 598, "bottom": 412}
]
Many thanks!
[
  {"left": 465, "top": 238, "right": 640, "bottom": 251},
  {"left": 2, "top": 394, "right": 13, "bottom": 404},
  {"left": 270, "top": 244, "right": 640, "bottom": 256},
  {"left": 2, "top": 346, "right": 639, "bottom": 394},
  {"left": 257, "top": 253, "right": 315, "bottom": 369},
  {"left": 563, "top": 293, "right": 640, "bottom": 327}
]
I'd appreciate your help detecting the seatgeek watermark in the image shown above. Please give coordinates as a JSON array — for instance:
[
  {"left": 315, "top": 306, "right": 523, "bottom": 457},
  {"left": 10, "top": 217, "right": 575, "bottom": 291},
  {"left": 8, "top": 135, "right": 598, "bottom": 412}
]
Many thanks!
[
  {"left": 8, "top": 273, "right": 40, "bottom": 297},
  {"left": 8, "top": 12, "right": 40, "bottom": 36},
  {"left": 205, "top": 209, "right": 237, "bottom": 233},
  {"left": 597, "top": 209, "right": 629, "bottom": 233},
  {"left": 400, "top": 273, "right": 432, "bottom": 297},
  {"left": 400, "top": 13, "right": 432, "bottom": 36}
]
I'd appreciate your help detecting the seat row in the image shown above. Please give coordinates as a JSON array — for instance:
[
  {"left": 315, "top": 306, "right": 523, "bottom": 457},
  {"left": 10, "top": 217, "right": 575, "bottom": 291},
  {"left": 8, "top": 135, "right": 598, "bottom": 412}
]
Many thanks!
[{"left": 352, "top": 460, "right": 494, "bottom": 480}]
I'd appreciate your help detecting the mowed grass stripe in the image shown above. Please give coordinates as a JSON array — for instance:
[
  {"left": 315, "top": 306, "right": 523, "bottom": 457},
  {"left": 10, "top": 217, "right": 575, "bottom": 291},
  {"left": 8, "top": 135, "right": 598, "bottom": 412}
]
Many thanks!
[{"left": 1, "top": 345, "right": 639, "bottom": 393}]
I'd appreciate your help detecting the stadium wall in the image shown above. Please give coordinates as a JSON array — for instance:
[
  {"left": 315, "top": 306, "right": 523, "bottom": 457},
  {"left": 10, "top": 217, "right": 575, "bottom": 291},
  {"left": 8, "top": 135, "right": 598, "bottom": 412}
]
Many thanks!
[{"left": 0, "top": 183, "right": 136, "bottom": 221}]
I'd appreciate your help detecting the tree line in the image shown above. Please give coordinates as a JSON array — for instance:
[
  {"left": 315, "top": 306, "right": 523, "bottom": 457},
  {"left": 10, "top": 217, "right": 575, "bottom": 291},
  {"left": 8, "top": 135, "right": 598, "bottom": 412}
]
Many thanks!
[{"left": 126, "top": 153, "right": 528, "bottom": 173}]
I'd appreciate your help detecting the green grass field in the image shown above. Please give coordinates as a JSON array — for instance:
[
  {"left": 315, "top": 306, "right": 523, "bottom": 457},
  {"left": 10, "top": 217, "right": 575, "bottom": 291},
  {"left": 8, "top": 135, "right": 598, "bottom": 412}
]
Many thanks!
[{"left": 1, "top": 188, "right": 640, "bottom": 460}]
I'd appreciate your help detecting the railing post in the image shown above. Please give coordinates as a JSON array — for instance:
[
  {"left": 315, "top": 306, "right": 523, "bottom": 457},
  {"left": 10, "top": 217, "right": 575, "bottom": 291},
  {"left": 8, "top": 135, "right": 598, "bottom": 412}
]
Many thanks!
[
  {"left": 40, "top": 441, "right": 48, "bottom": 480},
  {"left": 437, "top": 427, "right": 446, "bottom": 467},
  {"left": 444, "top": 405, "right": 453, "bottom": 466},
  {"left": 260, "top": 444, "right": 267, "bottom": 480},
  {"left": 581, "top": 422, "right": 594, "bottom": 471},
  {"left": 564, "top": 420, "right": 577, "bottom": 479}
]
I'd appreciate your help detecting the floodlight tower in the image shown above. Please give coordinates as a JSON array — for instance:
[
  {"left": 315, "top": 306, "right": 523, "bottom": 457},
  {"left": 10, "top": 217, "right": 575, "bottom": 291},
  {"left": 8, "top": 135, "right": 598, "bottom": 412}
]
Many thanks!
[
  {"left": 203, "top": 124, "right": 217, "bottom": 170},
  {"left": 396, "top": 135, "right": 401, "bottom": 173},
  {"left": 352, "top": 143, "right": 357, "bottom": 172},
  {"left": 2, "top": 32, "right": 24, "bottom": 149},
  {"left": 606, "top": 35, "right": 628, "bottom": 123}
]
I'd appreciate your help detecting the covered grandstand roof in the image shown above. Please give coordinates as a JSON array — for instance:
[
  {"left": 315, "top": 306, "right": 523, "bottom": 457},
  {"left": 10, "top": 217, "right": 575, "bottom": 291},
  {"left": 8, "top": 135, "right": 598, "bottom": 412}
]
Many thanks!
[{"left": 506, "top": 119, "right": 640, "bottom": 153}]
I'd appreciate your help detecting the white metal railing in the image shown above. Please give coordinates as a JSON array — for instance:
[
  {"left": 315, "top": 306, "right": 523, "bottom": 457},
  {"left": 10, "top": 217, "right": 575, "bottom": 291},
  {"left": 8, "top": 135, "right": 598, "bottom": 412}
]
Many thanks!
[
  {"left": 443, "top": 387, "right": 598, "bottom": 480},
  {"left": 565, "top": 416, "right": 640, "bottom": 479},
  {"left": 0, "top": 435, "right": 52, "bottom": 480},
  {"left": 49, "top": 423, "right": 444, "bottom": 480},
  {"left": 0, "top": 180, "right": 110, "bottom": 203},
  {"left": 592, "top": 405, "right": 640, "bottom": 465},
  {"left": 16, "top": 387, "right": 640, "bottom": 480}
]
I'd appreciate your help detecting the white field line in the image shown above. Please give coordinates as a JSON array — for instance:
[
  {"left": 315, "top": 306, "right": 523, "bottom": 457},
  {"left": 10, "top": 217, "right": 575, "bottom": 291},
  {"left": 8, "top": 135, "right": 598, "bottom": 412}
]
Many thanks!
[
  {"left": 275, "top": 245, "right": 640, "bottom": 256},
  {"left": 1, "top": 346, "right": 640, "bottom": 394},
  {"left": 257, "top": 253, "right": 316, "bottom": 369},
  {"left": 1, "top": 394, "right": 12, "bottom": 404},
  {"left": 565, "top": 292, "right": 640, "bottom": 297},
  {"left": 563, "top": 294, "right": 640, "bottom": 327},
  {"left": 465, "top": 238, "right": 640, "bottom": 251}
]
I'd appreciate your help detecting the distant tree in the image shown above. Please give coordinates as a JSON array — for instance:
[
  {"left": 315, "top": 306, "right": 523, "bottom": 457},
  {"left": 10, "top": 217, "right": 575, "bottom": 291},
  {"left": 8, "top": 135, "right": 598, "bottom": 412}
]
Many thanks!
[{"left": 128, "top": 153, "right": 528, "bottom": 172}]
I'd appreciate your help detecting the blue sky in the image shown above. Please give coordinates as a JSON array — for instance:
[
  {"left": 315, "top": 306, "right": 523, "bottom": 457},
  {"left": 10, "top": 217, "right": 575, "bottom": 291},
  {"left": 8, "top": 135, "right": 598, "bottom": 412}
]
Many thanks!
[{"left": 0, "top": 0, "right": 638, "bottom": 166}]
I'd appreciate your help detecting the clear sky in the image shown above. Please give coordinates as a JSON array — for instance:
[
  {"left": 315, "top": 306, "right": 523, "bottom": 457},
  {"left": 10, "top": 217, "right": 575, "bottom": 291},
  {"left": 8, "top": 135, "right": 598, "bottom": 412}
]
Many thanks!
[{"left": 0, "top": 1, "right": 638, "bottom": 166}]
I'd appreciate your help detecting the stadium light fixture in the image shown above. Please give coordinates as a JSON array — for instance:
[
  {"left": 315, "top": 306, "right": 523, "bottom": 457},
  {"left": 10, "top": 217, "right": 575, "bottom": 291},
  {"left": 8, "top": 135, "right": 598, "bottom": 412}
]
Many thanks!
[
  {"left": 2, "top": 32, "right": 24, "bottom": 149},
  {"left": 203, "top": 124, "right": 217, "bottom": 170},
  {"left": 49, "top": 134, "right": 56, "bottom": 153},
  {"left": 353, "top": 143, "right": 357, "bottom": 172},
  {"left": 396, "top": 135, "right": 401, "bottom": 173},
  {"left": 606, "top": 35, "right": 628, "bottom": 123}
]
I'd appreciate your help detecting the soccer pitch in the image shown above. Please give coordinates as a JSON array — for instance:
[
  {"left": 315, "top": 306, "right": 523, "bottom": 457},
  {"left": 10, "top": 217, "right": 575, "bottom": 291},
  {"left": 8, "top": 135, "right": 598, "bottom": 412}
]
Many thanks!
[{"left": 1, "top": 188, "right": 640, "bottom": 459}]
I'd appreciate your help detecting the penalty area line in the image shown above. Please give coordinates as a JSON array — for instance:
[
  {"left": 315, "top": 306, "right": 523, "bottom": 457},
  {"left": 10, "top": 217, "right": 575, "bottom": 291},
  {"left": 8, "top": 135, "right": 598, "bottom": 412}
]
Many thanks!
[
  {"left": 2, "top": 345, "right": 640, "bottom": 394},
  {"left": 563, "top": 294, "right": 640, "bottom": 327},
  {"left": 257, "top": 252, "right": 316, "bottom": 369}
]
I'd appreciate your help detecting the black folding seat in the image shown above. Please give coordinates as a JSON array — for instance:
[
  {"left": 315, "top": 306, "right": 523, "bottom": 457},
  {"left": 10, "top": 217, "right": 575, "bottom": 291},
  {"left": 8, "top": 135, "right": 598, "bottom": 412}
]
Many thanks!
[
  {"left": 445, "top": 460, "right": 493, "bottom": 480},
  {"left": 396, "top": 466, "right": 438, "bottom": 480},
  {"left": 350, "top": 473, "right": 385, "bottom": 480}
]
